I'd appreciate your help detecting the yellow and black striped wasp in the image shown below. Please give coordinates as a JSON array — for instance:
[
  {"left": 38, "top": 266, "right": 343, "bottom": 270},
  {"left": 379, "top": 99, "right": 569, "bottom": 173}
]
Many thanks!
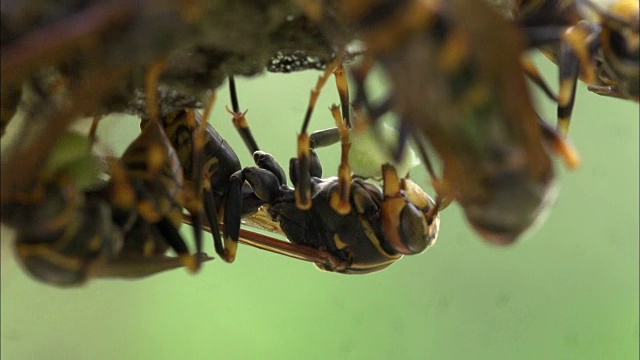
[
  {"left": 0, "top": 60, "right": 222, "bottom": 286},
  {"left": 513, "top": 0, "right": 639, "bottom": 136},
  {"left": 294, "top": 0, "right": 580, "bottom": 245},
  {"left": 0, "top": 125, "right": 210, "bottom": 286},
  {"left": 0, "top": 131, "right": 124, "bottom": 285},
  {"left": 184, "top": 63, "right": 441, "bottom": 273}
]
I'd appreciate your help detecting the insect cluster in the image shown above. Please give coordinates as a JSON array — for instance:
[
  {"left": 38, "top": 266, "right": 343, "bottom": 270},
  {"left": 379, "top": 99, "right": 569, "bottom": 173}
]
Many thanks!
[{"left": 1, "top": 0, "right": 637, "bottom": 286}]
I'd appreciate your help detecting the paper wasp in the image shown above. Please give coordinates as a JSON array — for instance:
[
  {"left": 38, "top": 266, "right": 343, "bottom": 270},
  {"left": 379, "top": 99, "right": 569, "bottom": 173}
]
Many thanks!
[
  {"left": 1, "top": 60, "right": 222, "bottom": 285},
  {"left": 513, "top": 0, "right": 639, "bottom": 135},
  {"left": 182, "top": 63, "right": 440, "bottom": 274},
  {"left": 293, "top": 0, "right": 581, "bottom": 245},
  {"left": 0, "top": 126, "right": 209, "bottom": 286}
]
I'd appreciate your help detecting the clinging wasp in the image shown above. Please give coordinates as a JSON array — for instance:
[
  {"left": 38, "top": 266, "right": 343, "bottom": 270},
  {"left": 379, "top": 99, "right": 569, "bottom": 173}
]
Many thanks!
[
  {"left": 185, "top": 64, "right": 441, "bottom": 273},
  {"left": 0, "top": 127, "right": 209, "bottom": 286},
  {"left": 295, "top": 0, "right": 581, "bottom": 244}
]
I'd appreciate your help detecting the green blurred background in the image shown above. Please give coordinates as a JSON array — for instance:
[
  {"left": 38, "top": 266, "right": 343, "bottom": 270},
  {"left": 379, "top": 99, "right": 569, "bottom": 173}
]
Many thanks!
[{"left": 1, "top": 55, "right": 638, "bottom": 360}]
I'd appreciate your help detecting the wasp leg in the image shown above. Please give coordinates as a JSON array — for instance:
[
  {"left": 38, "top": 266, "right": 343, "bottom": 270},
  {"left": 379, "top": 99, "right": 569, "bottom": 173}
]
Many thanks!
[
  {"left": 520, "top": 55, "right": 558, "bottom": 102},
  {"left": 295, "top": 56, "right": 343, "bottom": 210},
  {"left": 254, "top": 151, "right": 288, "bottom": 185},
  {"left": 227, "top": 76, "right": 260, "bottom": 155},
  {"left": 519, "top": 22, "right": 598, "bottom": 137},
  {"left": 222, "top": 161, "right": 283, "bottom": 262},
  {"left": 557, "top": 22, "right": 601, "bottom": 136},
  {"left": 290, "top": 61, "right": 350, "bottom": 194},
  {"left": 288, "top": 149, "right": 322, "bottom": 187},
  {"left": 145, "top": 59, "right": 169, "bottom": 123},
  {"left": 350, "top": 54, "right": 376, "bottom": 114},
  {"left": 304, "top": 129, "right": 337, "bottom": 181},
  {"left": 196, "top": 141, "right": 253, "bottom": 264},
  {"left": 201, "top": 190, "right": 224, "bottom": 257},
  {"left": 309, "top": 128, "right": 340, "bottom": 148},
  {"left": 411, "top": 132, "right": 452, "bottom": 220},
  {"left": 351, "top": 74, "right": 410, "bottom": 164},
  {"left": 348, "top": 56, "right": 397, "bottom": 155},
  {"left": 152, "top": 216, "right": 198, "bottom": 272},
  {"left": 556, "top": 43, "right": 580, "bottom": 137},
  {"left": 328, "top": 105, "right": 352, "bottom": 215},
  {"left": 215, "top": 152, "right": 283, "bottom": 262},
  {"left": 305, "top": 62, "right": 353, "bottom": 177},
  {"left": 182, "top": 185, "right": 264, "bottom": 263},
  {"left": 536, "top": 115, "right": 581, "bottom": 170},
  {"left": 333, "top": 64, "right": 351, "bottom": 127},
  {"left": 183, "top": 93, "right": 218, "bottom": 270}
]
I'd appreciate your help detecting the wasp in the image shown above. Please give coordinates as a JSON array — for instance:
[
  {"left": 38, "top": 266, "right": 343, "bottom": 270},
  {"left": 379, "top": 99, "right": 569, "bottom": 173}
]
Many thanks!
[
  {"left": 182, "top": 63, "right": 440, "bottom": 274},
  {"left": 0, "top": 127, "right": 208, "bottom": 286},
  {"left": 0, "top": 131, "right": 124, "bottom": 285},
  {"left": 294, "top": 0, "right": 581, "bottom": 245},
  {"left": 513, "top": 0, "right": 639, "bottom": 135}
]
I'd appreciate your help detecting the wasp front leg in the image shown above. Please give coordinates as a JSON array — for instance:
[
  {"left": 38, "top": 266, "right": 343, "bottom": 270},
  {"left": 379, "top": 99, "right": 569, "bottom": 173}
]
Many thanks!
[
  {"left": 221, "top": 151, "right": 288, "bottom": 263},
  {"left": 328, "top": 105, "right": 352, "bottom": 215},
  {"left": 293, "top": 56, "right": 345, "bottom": 210},
  {"left": 182, "top": 93, "right": 221, "bottom": 270}
]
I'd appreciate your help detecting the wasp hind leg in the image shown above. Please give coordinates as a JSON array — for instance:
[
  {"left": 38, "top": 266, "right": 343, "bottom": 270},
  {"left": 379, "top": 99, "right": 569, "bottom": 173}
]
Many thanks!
[
  {"left": 411, "top": 132, "right": 451, "bottom": 222},
  {"left": 327, "top": 104, "right": 352, "bottom": 215},
  {"left": 181, "top": 93, "right": 219, "bottom": 270},
  {"left": 520, "top": 55, "right": 558, "bottom": 102},
  {"left": 293, "top": 56, "right": 346, "bottom": 210}
]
